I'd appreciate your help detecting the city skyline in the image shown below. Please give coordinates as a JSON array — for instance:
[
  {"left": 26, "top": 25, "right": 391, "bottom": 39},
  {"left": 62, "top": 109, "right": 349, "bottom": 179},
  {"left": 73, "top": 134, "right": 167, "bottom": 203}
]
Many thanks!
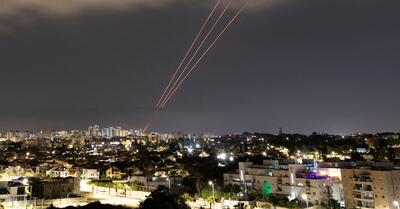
[{"left": 1, "top": 0, "right": 400, "bottom": 134}]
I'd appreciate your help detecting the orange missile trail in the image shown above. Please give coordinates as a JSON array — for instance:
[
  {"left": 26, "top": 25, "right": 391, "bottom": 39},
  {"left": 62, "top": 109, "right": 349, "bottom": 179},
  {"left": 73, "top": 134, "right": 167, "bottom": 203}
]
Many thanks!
[
  {"left": 160, "top": 3, "right": 247, "bottom": 108},
  {"left": 155, "top": 0, "right": 223, "bottom": 108},
  {"left": 143, "top": 120, "right": 152, "bottom": 133},
  {"left": 158, "top": 0, "right": 233, "bottom": 108}
]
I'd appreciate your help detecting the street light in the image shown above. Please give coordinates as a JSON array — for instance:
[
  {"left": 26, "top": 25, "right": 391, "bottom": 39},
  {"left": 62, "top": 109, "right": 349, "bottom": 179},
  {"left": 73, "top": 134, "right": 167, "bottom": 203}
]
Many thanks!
[
  {"left": 301, "top": 193, "right": 309, "bottom": 209},
  {"left": 394, "top": 200, "right": 399, "bottom": 209},
  {"left": 166, "top": 178, "right": 171, "bottom": 189},
  {"left": 22, "top": 178, "right": 29, "bottom": 185},
  {"left": 208, "top": 181, "right": 215, "bottom": 208}
]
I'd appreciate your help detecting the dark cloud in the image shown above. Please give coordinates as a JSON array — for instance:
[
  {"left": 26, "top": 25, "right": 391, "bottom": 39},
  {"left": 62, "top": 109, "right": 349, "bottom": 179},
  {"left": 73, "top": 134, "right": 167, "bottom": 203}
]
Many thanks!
[
  {"left": 0, "top": 0, "right": 279, "bottom": 33},
  {"left": 0, "top": 0, "right": 399, "bottom": 134}
]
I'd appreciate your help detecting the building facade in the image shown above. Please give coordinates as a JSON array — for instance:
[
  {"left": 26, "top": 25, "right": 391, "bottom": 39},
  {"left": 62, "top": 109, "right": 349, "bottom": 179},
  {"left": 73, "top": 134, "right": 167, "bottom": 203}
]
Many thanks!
[
  {"left": 341, "top": 164, "right": 400, "bottom": 209},
  {"left": 224, "top": 160, "right": 343, "bottom": 206},
  {"left": 81, "top": 169, "right": 100, "bottom": 180},
  {"left": 32, "top": 177, "right": 80, "bottom": 199}
]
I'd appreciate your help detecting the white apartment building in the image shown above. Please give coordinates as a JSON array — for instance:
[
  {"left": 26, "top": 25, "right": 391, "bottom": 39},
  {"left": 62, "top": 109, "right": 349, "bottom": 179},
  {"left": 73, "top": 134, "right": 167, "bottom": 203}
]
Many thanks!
[
  {"left": 224, "top": 160, "right": 343, "bottom": 206},
  {"left": 341, "top": 162, "right": 400, "bottom": 209}
]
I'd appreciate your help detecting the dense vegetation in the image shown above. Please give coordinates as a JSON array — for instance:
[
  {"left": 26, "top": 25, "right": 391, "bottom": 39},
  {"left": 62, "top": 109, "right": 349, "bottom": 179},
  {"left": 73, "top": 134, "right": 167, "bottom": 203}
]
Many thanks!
[
  {"left": 139, "top": 186, "right": 190, "bottom": 209},
  {"left": 48, "top": 201, "right": 130, "bottom": 209}
]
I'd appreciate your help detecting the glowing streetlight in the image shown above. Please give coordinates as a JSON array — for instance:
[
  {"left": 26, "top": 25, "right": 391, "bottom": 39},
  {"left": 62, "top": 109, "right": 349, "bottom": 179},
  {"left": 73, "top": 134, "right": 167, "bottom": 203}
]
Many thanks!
[
  {"left": 166, "top": 178, "right": 171, "bottom": 189},
  {"left": 208, "top": 181, "right": 215, "bottom": 208},
  {"left": 217, "top": 153, "right": 227, "bottom": 160},
  {"left": 301, "top": 193, "right": 308, "bottom": 209},
  {"left": 22, "top": 178, "right": 28, "bottom": 185},
  {"left": 394, "top": 201, "right": 399, "bottom": 209}
]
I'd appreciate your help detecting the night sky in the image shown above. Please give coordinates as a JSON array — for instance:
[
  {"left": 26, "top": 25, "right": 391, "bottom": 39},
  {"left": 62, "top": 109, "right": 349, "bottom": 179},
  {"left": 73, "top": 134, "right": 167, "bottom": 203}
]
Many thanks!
[{"left": 1, "top": 0, "right": 400, "bottom": 134}]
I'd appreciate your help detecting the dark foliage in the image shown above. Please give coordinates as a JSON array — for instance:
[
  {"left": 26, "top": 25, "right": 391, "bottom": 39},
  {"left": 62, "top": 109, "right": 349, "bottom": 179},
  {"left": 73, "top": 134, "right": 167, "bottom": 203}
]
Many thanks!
[
  {"left": 48, "top": 201, "right": 131, "bottom": 209},
  {"left": 139, "top": 186, "right": 190, "bottom": 209}
]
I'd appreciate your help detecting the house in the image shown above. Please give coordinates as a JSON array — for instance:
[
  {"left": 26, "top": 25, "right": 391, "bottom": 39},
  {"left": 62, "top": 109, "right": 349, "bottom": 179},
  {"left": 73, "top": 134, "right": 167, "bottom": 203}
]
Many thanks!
[
  {"left": 105, "top": 167, "right": 122, "bottom": 179},
  {"left": 81, "top": 169, "right": 100, "bottom": 180},
  {"left": 66, "top": 168, "right": 81, "bottom": 178},
  {"left": 0, "top": 181, "right": 30, "bottom": 201},
  {"left": 46, "top": 167, "right": 68, "bottom": 178}
]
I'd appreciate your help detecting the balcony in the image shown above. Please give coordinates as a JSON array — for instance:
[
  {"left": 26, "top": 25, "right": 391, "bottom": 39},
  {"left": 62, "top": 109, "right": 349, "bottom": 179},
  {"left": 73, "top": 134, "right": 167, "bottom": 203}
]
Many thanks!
[
  {"left": 354, "top": 200, "right": 374, "bottom": 209},
  {"left": 354, "top": 197, "right": 374, "bottom": 203},
  {"left": 355, "top": 206, "right": 374, "bottom": 209},
  {"left": 353, "top": 185, "right": 373, "bottom": 192},
  {"left": 352, "top": 177, "right": 372, "bottom": 184}
]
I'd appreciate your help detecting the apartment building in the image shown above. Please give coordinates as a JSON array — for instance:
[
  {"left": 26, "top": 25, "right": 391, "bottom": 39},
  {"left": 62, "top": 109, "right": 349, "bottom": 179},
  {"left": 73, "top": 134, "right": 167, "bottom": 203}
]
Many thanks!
[
  {"left": 341, "top": 163, "right": 400, "bottom": 209},
  {"left": 224, "top": 160, "right": 343, "bottom": 206}
]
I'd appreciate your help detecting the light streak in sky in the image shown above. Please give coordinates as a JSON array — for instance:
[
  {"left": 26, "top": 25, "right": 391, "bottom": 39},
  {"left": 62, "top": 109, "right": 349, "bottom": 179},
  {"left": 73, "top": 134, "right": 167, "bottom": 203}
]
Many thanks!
[
  {"left": 143, "top": 120, "right": 152, "bottom": 133},
  {"left": 158, "top": 0, "right": 234, "bottom": 108},
  {"left": 146, "top": 0, "right": 247, "bottom": 132},
  {"left": 155, "top": 0, "right": 223, "bottom": 108},
  {"left": 160, "top": 2, "right": 247, "bottom": 108}
]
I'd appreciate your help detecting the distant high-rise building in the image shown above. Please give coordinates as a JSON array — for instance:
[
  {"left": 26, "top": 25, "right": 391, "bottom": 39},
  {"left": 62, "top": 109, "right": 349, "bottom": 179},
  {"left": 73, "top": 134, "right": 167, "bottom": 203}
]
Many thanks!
[
  {"left": 134, "top": 129, "right": 143, "bottom": 136},
  {"left": 88, "top": 125, "right": 134, "bottom": 138},
  {"left": 101, "top": 128, "right": 111, "bottom": 139},
  {"left": 115, "top": 126, "right": 122, "bottom": 137},
  {"left": 88, "top": 125, "right": 100, "bottom": 137}
]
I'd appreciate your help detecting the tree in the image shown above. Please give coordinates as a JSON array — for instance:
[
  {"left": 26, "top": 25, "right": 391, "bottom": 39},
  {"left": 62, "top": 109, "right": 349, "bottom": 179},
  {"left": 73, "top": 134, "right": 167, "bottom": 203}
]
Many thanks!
[
  {"left": 128, "top": 181, "right": 138, "bottom": 191},
  {"left": 182, "top": 193, "right": 192, "bottom": 202},
  {"left": 114, "top": 182, "right": 126, "bottom": 197},
  {"left": 139, "top": 186, "right": 190, "bottom": 209},
  {"left": 319, "top": 199, "right": 341, "bottom": 209},
  {"left": 47, "top": 201, "right": 130, "bottom": 209}
]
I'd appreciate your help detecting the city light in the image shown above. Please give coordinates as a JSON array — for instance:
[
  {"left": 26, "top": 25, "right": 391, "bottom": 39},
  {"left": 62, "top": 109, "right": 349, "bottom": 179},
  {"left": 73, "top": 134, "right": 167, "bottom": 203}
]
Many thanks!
[
  {"left": 301, "top": 194, "right": 307, "bottom": 200},
  {"left": 1, "top": 1, "right": 399, "bottom": 209},
  {"left": 394, "top": 201, "right": 399, "bottom": 209},
  {"left": 217, "top": 153, "right": 227, "bottom": 160},
  {"left": 22, "top": 178, "right": 28, "bottom": 185},
  {"left": 302, "top": 193, "right": 309, "bottom": 209}
]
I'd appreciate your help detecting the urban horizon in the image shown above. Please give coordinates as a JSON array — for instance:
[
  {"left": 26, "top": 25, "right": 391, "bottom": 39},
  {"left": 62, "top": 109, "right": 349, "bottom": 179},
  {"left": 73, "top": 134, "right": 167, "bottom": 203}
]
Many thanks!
[
  {"left": 1, "top": 124, "right": 399, "bottom": 136},
  {"left": 1, "top": 0, "right": 400, "bottom": 208}
]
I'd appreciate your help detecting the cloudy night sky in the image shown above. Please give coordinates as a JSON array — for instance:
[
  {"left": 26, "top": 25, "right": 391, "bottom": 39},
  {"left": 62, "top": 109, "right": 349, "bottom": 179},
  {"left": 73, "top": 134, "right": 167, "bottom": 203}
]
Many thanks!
[{"left": 0, "top": 0, "right": 399, "bottom": 134}]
